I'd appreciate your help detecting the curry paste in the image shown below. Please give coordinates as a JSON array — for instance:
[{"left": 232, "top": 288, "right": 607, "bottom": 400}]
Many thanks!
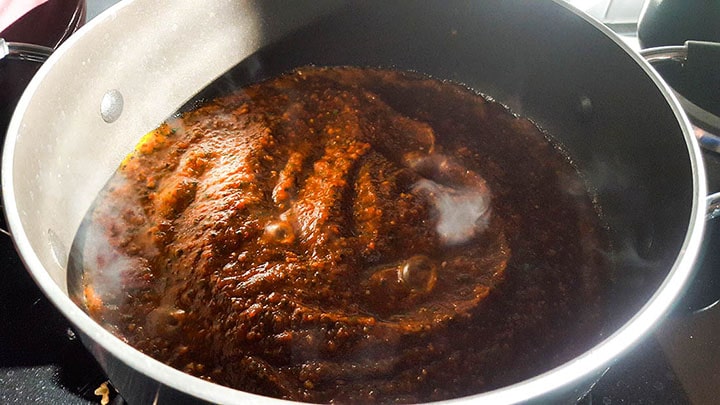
[{"left": 76, "top": 67, "right": 609, "bottom": 403}]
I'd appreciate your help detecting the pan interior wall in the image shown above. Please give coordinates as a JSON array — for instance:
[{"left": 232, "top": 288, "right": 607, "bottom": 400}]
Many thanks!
[{"left": 177, "top": 0, "right": 694, "bottom": 328}]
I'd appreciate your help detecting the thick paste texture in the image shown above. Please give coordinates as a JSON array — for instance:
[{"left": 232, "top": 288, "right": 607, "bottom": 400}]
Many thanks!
[{"left": 77, "top": 67, "right": 609, "bottom": 403}]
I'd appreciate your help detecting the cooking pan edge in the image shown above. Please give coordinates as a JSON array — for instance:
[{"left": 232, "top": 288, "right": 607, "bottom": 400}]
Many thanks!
[{"left": 1, "top": 0, "right": 708, "bottom": 403}]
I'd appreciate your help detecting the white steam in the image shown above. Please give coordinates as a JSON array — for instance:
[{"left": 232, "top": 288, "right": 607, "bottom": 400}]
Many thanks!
[{"left": 413, "top": 179, "right": 491, "bottom": 246}]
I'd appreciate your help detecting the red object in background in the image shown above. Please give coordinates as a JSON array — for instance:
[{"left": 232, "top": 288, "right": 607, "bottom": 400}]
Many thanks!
[
  {"left": 1, "top": 1, "right": 51, "bottom": 34},
  {"left": 1, "top": 0, "right": 86, "bottom": 135},
  {"left": 1, "top": 0, "right": 85, "bottom": 48}
]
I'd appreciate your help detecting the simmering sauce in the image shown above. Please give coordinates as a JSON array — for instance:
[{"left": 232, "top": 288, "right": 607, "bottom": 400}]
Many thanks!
[{"left": 75, "top": 67, "right": 610, "bottom": 403}]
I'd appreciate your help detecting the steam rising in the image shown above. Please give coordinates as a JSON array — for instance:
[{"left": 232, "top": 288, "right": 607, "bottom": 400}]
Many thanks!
[{"left": 413, "top": 178, "right": 491, "bottom": 246}]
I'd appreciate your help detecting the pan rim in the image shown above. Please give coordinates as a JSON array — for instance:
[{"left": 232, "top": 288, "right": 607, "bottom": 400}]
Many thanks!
[{"left": 1, "top": 0, "right": 707, "bottom": 403}]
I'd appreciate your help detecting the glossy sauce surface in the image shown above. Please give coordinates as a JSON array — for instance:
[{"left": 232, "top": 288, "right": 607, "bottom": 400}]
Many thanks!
[{"left": 75, "top": 67, "right": 610, "bottom": 403}]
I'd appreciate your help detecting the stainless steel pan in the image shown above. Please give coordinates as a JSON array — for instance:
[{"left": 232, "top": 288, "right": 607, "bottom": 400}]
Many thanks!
[{"left": 2, "top": 0, "right": 715, "bottom": 403}]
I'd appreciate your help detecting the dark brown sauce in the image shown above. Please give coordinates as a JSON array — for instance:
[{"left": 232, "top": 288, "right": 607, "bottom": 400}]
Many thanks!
[{"left": 73, "top": 66, "right": 611, "bottom": 403}]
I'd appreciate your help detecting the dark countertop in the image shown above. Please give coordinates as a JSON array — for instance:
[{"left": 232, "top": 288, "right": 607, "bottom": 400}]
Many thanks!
[{"left": 0, "top": 1, "right": 718, "bottom": 404}]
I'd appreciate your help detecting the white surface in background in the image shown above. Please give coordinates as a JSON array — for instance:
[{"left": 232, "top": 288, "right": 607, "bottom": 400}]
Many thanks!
[
  {"left": 604, "top": 0, "right": 646, "bottom": 23},
  {"left": 567, "top": 0, "right": 613, "bottom": 19},
  {"left": 566, "top": 0, "right": 645, "bottom": 23},
  {"left": 86, "top": 0, "right": 118, "bottom": 19}
]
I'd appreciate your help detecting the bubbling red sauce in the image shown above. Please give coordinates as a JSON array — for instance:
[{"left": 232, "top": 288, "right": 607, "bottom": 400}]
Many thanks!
[{"left": 74, "top": 67, "right": 610, "bottom": 403}]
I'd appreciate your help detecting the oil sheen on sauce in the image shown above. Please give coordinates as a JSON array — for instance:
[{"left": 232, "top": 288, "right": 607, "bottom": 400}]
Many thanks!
[{"left": 73, "top": 66, "right": 610, "bottom": 403}]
